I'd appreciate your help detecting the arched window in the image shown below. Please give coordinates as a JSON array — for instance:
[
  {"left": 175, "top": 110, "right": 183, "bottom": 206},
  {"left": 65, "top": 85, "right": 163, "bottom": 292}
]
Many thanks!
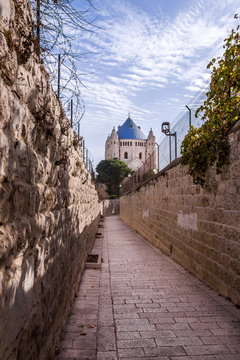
[
  {"left": 130, "top": 141, "right": 132, "bottom": 146},
  {"left": 124, "top": 152, "right": 128, "bottom": 159},
  {"left": 120, "top": 142, "right": 122, "bottom": 146},
  {"left": 139, "top": 152, "right": 142, "bottom": 159}
]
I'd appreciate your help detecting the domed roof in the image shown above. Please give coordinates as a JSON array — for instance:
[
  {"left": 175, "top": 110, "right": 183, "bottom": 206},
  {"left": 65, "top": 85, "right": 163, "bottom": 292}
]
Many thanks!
[{"left": 117, "top": 117, "right": 146, "bottom": 140}]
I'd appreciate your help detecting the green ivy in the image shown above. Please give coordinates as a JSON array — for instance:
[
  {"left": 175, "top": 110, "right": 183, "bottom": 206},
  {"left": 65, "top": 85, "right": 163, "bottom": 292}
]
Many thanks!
[{"left": 181, "top": 20, "right": 240, "bottom": 186}]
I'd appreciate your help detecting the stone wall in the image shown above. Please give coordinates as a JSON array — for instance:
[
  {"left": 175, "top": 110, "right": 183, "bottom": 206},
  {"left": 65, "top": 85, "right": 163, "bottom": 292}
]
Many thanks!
[
  {"left": 0, "top": 1, "right": 100, "bottom": 359},
  {"left": 101, "top": 199, "right": 120, "bottom": 217},
  {"left": 121, "top": 121, "right": 240, "bottom": 306}
]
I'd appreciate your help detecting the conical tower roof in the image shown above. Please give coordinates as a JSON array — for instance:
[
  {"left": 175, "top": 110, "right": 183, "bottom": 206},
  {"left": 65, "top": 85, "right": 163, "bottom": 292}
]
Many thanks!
[{"left": 117, "top": 117, "right": 146, "bottom": 140}]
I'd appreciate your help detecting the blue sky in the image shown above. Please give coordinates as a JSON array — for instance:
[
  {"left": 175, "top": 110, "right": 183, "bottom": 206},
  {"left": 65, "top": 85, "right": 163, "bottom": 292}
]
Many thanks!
[{"left": 72, "top": 0, "right": 240, "bottom": 167}]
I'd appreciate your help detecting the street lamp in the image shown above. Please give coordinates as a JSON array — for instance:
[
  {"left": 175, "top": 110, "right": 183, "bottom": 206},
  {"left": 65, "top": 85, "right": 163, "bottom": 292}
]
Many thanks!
[
  {"left": 155, "top": 142, "right": 159, "bottom": 171},
  {"left": 185, "top": 105, "right": 191, "bottom": 128},
  {"left": 161, "top": 122, "right": 177, "bottom": 162}
]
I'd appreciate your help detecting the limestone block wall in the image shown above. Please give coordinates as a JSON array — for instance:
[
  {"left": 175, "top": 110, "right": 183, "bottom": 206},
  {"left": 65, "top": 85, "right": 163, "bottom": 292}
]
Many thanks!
[
  {"left": 0, "top": 1, "right": 100, "bottom": 359},
  {"left": 101, "top": 199, "right": 120, "bottom": 217},
  {"left": 121, "top": 121, "right": 240, "bottom": 306}
]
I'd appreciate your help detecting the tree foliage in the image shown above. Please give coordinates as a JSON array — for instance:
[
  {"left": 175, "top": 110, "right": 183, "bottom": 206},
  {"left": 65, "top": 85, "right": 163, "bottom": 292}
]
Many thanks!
[
  {"left": 181, "top": 19, "right": 240, "bottom": 186},
  {"left": 96, "top": 159, "right": 133, "bottom": 196}
]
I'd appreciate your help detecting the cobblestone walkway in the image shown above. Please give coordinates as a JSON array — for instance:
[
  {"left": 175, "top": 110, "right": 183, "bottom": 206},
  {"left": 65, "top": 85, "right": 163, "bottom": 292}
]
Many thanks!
[{"left": 57, "top": 216, "right": 240, "bottom": 360}]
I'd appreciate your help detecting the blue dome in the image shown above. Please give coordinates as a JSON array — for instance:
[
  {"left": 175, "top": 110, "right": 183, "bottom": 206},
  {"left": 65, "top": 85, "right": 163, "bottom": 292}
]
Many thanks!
[{"left": 117, "top": 117, "right": 146, "bottom": 140}]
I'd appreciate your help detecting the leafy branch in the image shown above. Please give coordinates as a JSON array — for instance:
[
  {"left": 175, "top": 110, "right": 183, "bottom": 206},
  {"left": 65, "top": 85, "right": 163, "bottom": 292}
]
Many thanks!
[{"left": 181, "top": 19, "right": 240, "bottom": 186}]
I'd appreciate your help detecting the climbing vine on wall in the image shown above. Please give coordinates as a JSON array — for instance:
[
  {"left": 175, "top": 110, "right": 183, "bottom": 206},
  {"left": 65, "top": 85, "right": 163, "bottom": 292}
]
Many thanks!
[{"left": 181, "top": 18, "right": 240, "bottom": 186}]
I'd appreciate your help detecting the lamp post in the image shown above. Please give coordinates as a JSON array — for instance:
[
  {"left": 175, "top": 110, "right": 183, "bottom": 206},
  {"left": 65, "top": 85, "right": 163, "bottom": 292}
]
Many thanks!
[
  {"left": 155, "top": 142, "right": 159, "bottom": 171},
  {"left": 185, "top": 105, "right": 191, "bottom": 128},
  {"left": 161, "top": 122, "right": 177, "bottom": 161}
]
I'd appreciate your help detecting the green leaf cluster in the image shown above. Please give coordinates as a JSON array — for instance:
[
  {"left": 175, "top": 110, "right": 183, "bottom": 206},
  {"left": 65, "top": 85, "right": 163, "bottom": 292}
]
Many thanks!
[
  {"left": 96, "top": 158, "right": 133, "bottom": 196},
  {"left": 181, "top": 23, "right": 240, "bottom": 186}
]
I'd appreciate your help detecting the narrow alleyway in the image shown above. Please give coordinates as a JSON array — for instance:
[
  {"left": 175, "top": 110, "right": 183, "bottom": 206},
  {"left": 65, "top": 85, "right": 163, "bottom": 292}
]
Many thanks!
[{"left": 57, "top": 216, "right": 240, "bottom": 360}]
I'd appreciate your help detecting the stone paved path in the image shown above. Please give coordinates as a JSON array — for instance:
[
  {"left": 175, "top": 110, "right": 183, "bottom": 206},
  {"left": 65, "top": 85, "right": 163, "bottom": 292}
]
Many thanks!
[{"left": 57, "top": 216, "right": 240, "bottom": 359}]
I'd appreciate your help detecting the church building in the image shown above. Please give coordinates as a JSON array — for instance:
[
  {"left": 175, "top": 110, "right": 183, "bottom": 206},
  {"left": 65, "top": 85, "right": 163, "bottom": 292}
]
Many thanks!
[{"left": 105, "top": 116, "right": 156, "bottom": 171}]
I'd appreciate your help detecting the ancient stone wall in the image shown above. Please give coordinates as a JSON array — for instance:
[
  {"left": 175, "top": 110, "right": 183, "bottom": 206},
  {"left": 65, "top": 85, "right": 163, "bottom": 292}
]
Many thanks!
[
  {"left": 0, "top": 1, "right": 100, "bottom": 359},
  {"left": 101, "top": 199, "right": 120, "bottom": 217},
  {"left": 121, "top": 121, "right": 240, "bottom": 306}
]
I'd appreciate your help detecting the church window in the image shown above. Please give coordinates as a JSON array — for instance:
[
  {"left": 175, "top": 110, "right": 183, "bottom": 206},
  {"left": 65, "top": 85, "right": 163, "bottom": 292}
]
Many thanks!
[
  {"left": 139, "top": 152, "right": 142, "bottom": 159},
  {"left": 138, "top": 142, "right": 139, "bottom": 146},
  {"left": 120, "top": 142, "right": 122, "bottom": 146},
  {"left": 128, "top": 141, "right": 129, "bottom": 146},
  {"left": 135, "top": 142, "right": 137, "bottom": 146},
  {"left": 130, "top": 141, "right": 132, "bottom": 146},
  {"left": 124, "top": 152, "right": 128, "bottom": 159},
  {"left": 114, "top": 141, "right": 115, "bottom": 144}
]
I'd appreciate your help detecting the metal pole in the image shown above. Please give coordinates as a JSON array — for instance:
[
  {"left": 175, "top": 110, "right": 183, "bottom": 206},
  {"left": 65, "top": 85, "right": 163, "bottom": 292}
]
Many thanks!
[
  {"left": 77, "top": 122, "right": 80, "bottom": 138},
  {"left": 186, "top": 105, "right": 191, "bottom": 128},
  {"left": 174, "top": 132, "right": 177, "bottom": 159},
  {"left": 169, "top": 136, "right": 172, "bottom": 163},
  {"left": 155, "top": 143, "right": 159, "bottom": 171},
  {"left": 83, "top": 139, "right": 85, "bottom": 162},
  {"left": 86, "top": 149, "right": 88, "bottom": 167},
  {"left": 70, "top": 99, "right": 73, "bottom": 127},
  {"left": 36, "top": 0, "right": 41, "bottom": 57},
  {"left": 57, "top": 54, "right": 61, "bottom": 98}
]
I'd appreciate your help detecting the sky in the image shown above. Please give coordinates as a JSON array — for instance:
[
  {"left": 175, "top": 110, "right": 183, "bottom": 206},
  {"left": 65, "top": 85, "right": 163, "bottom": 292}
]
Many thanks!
[{"left": 71, "top": 0, "right": 240, "bottom": 167}]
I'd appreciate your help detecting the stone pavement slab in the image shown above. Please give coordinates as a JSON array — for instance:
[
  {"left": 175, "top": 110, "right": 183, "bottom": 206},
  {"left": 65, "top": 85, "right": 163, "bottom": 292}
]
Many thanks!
[{"left": 57, "top": 215, "right": 240, "bottom": 359}]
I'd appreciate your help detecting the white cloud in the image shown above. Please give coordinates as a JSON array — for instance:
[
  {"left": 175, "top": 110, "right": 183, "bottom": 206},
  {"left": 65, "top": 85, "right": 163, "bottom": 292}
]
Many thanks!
[{"left": 72, "top": 0, "right": 240, "bottom": 165}]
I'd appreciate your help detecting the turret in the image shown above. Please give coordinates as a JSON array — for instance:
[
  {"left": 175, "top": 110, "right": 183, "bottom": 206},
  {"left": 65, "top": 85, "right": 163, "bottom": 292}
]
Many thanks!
[
  {"left": 146, "top": 128, "right": 156, "bottom": 168},
  {"left": 105, "top": 127, "right": 119, "bottom": 159}
]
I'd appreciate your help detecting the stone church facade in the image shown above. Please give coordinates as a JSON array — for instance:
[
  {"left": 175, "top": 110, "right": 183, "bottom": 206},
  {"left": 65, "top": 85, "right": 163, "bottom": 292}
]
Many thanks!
[{"left": 105, "top": 116, "right": 156, "bottom": 171}]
